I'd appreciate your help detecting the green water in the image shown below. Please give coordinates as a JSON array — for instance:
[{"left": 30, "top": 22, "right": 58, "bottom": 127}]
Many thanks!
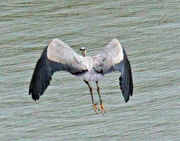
[{"left": 0, "top": 0, "right": 180, "bottom": 140}]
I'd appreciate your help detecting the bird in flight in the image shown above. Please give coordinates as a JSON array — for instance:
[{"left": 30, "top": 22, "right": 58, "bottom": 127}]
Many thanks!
[{"left": 29, "top": 38, "right": 133, "bottom": 114}]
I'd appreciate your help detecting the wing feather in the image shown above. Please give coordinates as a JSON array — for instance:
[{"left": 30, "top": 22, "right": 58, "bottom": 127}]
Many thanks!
[
  {"left": 93, "top": 38, "right": 133, "bottom": 102},
  {"left": 29, "top": 39, "right": 87, "bottom": 100},
  {"left": 47, "top": 38, "right": 84, "bottom": 68},
  {"left": 93, "top": 38, "right": 124, "bottom": 73},
  {"left": 29, "top": 47, "right": 52, "bottom": 100},
  {"left": 118, "top": 48, "right": 133, "bottom": 102}
]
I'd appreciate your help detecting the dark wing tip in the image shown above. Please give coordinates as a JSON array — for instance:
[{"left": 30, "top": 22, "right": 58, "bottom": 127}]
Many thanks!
[
  {"left": 29, "top": 92, "right": 39, "bottom": 101},
  {"left": 119, "top": 48, "right": 133, "bottom": 103},
  {"left": 119, "top": 64, "right": 133, "bottom": 103},
  {"left": 29, "top": 47, "right": 53, "bottom": 101}
]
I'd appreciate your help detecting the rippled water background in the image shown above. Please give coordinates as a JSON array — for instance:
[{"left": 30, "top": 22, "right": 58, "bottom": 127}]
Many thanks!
[{"left": 0, "top": 0, "right": 180, "bottom": 140}]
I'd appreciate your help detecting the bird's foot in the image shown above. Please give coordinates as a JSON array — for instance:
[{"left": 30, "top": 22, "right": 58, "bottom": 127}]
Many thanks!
[
  {"left": 100, "top": 103, "right": 106, "bottom": 114},
  {"left": 92, "top": 103, "right": 100, "bottom": 114}
]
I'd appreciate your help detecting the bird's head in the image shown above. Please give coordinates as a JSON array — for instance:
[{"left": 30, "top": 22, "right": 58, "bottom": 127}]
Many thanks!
[{"left": 79, "top": 47, "right": 86, "bottom": 57}]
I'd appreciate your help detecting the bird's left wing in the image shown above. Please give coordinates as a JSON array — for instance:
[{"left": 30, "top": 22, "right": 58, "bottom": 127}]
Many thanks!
[
  {"left": 93, "top": 39, "right": 133, "bottom": 102},
  {"left": 29, "top": 38, "right": 87, "bottom": 100}
]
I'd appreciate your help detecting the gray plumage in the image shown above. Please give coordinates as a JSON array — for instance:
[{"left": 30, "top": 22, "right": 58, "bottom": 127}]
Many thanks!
[{"left": 29, "top": 38, "right": 133, "bottom": 103}]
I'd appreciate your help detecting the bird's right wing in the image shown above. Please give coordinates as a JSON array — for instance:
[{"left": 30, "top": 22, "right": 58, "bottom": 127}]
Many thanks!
[
  {"left": 29, "top": 38, "right": 87, "bottom": 100},
  {"left": 93, "top": 39, "right": 133, "bottom": 102}
]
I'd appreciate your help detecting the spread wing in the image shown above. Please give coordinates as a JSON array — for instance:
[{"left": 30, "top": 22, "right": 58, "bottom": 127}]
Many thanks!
[
  {"left": 93, "top": 38, "right": 133, "bottom": 102},
  {"left": 29, "top": 38, "right": 87, "bottom": 100}
]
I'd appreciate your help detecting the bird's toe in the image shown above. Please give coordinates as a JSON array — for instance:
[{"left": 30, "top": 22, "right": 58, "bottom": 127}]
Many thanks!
[
  {"left": 92, "top": 103, "right": 100, "bottom": 113},
  {"left": 100, "top": 104, "right": 106, "bottom": 114}
]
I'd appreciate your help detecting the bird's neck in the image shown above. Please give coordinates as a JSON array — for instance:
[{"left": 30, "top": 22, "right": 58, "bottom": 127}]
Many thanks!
[{"left": 82, "top": 52, "right": 86, "bottom": 57}]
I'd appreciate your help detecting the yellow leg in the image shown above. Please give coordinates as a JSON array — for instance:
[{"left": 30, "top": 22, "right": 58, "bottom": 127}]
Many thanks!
[
  {"left": 84, "top": 80, "right": 100, "bottom": 113},
  {"left": 96, "top": 81, "right": 106, "bottom": 114}
]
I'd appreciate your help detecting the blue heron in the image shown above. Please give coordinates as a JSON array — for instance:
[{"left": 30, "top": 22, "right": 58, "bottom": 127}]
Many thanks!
[{"left": 29, "top": 38, "right": 133, "bottom": 114}]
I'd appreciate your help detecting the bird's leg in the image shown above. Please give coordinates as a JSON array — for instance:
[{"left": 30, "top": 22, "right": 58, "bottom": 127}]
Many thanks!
[
  {"left": 84, "top": 80, "right": 100, "bottom": 113},
  {"left": 96, "top": 81, "right": 106, "bottom": 114}
]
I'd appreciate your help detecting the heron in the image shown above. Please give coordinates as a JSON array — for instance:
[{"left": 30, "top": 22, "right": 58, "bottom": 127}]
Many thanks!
[{"left": 29, "top": 38, "right": 133, "bottom": 114}]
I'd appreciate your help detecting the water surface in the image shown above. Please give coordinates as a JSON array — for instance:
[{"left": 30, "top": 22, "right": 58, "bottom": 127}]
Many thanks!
[{"left": 0, "top": 0, "right": 180, "bottom": 140}]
